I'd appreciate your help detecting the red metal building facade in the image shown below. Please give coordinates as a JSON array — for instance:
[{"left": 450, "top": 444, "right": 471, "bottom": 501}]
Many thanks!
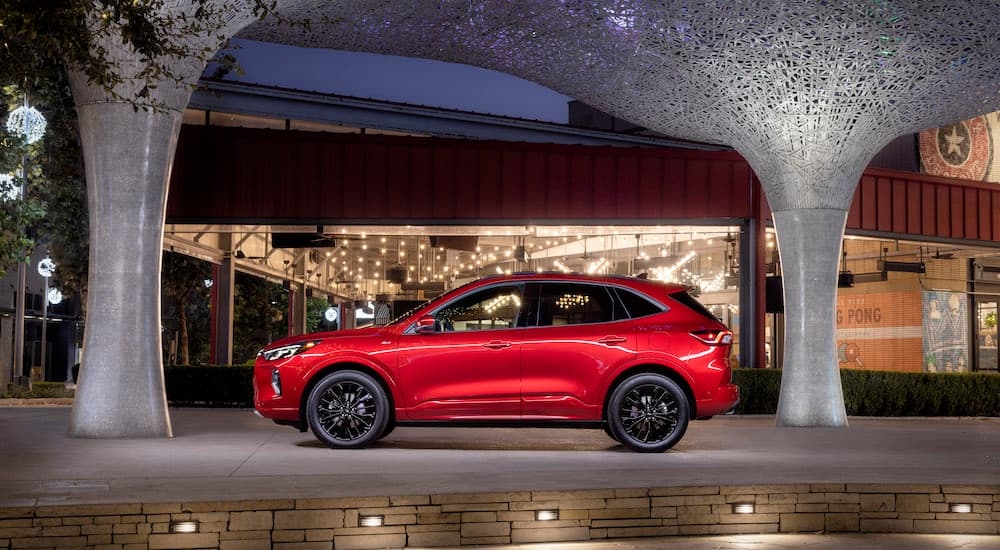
[{"left": 167, "top": 125, "right": 1000, "bottom": 371}]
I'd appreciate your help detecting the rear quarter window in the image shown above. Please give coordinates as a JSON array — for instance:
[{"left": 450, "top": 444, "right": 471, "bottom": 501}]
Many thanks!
[
  {"left": 614, "top": 287, "right": 665, "bottom": 319},
  {"left": 667, "top": 289, "right": 720, "bottom": 322}
]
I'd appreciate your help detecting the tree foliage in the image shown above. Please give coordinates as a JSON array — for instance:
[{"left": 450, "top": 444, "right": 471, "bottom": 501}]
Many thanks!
[
  {"left": 162, "top": 251, "right": 212, "bottom": 365},
  {"left": 0, "top": 88, "right": 49, "bottom": 279},
  {"left": 233, "top": 273, "right": 287, "bottom": 364},
  {"left": 0, "top": 0, "right": 277, "bottom": 295},
  {"left": 1, "top": 71, "right": 87, "bottom": 295},
  {"left": 1, "top": 0, "right": 277, "bottom": 107}
]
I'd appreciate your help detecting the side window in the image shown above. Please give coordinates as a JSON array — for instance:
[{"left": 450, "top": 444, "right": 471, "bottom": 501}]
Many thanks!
[
  {"left": 433, "top": 284, "right": 523, "bottom": 331},
  {"left": 536, "top": 283, "right": 614, "bottom": 326},
  {"left": 614, "top": 287, "right": 665, "bottom": 320}
]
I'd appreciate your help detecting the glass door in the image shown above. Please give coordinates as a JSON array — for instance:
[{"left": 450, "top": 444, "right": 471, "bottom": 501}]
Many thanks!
[{"left": 975, "top": 299, "right": 998, "bottom": 372}]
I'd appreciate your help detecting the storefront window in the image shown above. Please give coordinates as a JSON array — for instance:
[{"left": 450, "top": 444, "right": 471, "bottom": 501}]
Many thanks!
[
  {"left": 767, "top": 232, "right": 1000, "bottom": 372},
  {"left": 168, "top": 223, "right": 744, "bottom": 359}
]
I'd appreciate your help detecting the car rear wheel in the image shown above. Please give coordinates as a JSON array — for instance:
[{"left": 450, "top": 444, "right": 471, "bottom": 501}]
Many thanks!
[
  {"left": 307, "top": 370, "right": 389, "bottom": 448},
  {"left": 606, "top": 373, "right": 689, "bottom": 453}
]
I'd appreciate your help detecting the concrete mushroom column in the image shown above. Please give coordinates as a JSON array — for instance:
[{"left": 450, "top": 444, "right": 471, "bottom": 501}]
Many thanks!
[
  {"left": 66, "top": 5, "right": 260, "bottom": 438},
  {"left": 771, "top": 208, "right": 849, "bottom": 426},
  {"left": 737, "top": 146, "right": 874, "bottom": 428}
]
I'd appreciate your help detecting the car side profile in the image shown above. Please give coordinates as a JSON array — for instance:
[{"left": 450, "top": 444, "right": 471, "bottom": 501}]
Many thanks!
[{"left": 253, "top": 273, "right": 739, "bottom": 452}]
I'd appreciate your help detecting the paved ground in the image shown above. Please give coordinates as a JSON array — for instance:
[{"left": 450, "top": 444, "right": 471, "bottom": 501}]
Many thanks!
[
  {"left": 1, "top": 407, "right": 998, "bottom": 548},
  {"left": 1, "top": 407, "right": 997, "bottom": 507}
]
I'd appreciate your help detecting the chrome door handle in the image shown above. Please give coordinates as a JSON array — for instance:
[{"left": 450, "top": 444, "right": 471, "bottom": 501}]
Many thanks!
[{"left": 482, "top": 341, "right": 512, "bottom": 349}]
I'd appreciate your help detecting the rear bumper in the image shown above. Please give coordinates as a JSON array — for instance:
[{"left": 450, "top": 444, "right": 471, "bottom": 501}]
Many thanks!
[{"left": 696, "top": 383, "right": 740, "bottom": 418}]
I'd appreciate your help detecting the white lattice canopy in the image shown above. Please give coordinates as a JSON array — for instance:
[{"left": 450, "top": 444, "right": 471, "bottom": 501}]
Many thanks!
[{"left": 244, "top": 0, "right": 1000, "bottom": 210}]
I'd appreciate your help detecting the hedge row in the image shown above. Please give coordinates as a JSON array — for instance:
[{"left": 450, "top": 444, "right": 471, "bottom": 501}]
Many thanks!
[
  {"left": 161, "top": 365, "right": 1000, "bottom": 416},
  {"left": 164, "top": 365, "right": 1000, "bottom": 416},
  {"left": 733, "top": 368, "right": 1000, "bottom": 417}
]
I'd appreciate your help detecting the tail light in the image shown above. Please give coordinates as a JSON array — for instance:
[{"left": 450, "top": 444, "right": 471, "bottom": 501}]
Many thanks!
[{"left": 691, "top": 329, "right": 733, "bottom": 345}]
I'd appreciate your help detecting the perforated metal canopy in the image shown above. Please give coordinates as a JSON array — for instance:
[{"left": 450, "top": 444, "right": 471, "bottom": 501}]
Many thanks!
[{"left": 241, "top": 1, "right": 1000, "bottom": 209}]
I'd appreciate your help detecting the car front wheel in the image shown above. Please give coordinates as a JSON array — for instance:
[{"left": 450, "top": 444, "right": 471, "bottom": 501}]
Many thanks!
[
  {"left": 606, "top": 373, "right": 689, "bottom": 453},
  {"left": 307, "top": 370, "right": 389, "bottom": 448}
]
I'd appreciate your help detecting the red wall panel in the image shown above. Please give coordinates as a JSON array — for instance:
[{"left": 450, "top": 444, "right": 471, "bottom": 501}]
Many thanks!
[
  {"left": 637, "top": 157, "right": 662, "bottom": 219},
  {"left": 995, "top": 192, "right": 1000, "bottom": 242},
  {"left": 846, "top": 168, "right": 1000, "bottom": 242},
  {"left": 477, "top": 149, "right": 501, "bottom": 220},
  {"left": 592, "top": 155, "right": 617, "bottom": 218},
  {"left": 978, "top": 189, "right": 992, "bottom": 241},
  {"left": 409, "top": 146, "right": 434, "bottom": 219},
  {"left": 891, "top": 178, "right": 907, "bottom": 233},
  {"left": 168, "top": 127, "right": 999, "bottom": 246},
  {"left": 431, "top": 148, "right": 456, "bottom": 219},
  {"left": 905, "top": 183, "right": 922, "bottom": 235},
  {"left": 614, "top": 156, "right": 639, "bottom": 219},
  {"left": 861, "top": 176, "right": 878, "bottom": 229},
  {"left": 965, "top": 188, "right": 980, "bottom": 240},
  {"left": 876, "top": 176, "right": 892, "bottom": 231},
  {"left": 569, "top": 155, "right": 594, "bottom": 218}
]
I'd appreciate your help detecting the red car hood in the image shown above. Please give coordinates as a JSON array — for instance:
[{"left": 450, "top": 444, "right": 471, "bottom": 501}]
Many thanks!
[{"left": 264, "top": 326, "right": 387, "bottom": 349}]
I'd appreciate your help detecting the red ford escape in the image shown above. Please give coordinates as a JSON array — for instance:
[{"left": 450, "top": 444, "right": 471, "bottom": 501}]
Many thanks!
[{"left": 254, "top": 273, "right": 739, "bottom": 452}]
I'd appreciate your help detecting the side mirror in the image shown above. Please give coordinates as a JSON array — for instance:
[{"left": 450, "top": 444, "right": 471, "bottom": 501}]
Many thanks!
[{"left": 416, "top": 314, "right": 437, "bottom": 334}]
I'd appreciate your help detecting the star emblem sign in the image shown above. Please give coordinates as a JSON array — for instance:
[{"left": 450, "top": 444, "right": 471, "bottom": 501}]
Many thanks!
[{"left": 938, "top": 123, "right": 969, "bottom": 164}]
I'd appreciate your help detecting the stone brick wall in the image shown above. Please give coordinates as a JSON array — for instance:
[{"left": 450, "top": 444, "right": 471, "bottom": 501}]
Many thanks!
[{"left": 1, "top": 484, "right": 997, "bottom": 549}]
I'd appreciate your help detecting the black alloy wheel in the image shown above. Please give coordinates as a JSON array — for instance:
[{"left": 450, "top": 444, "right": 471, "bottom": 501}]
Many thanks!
[
  {"left": 606, "top": 373, "right": 689, "bottom": 452},
  {"left": 307, "top": 370, "right": 389, "bottom": 448}
]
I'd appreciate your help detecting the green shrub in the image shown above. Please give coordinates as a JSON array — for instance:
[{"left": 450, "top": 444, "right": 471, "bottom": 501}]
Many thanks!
[
  {"left": 30, "top": 381, "right": 72, "bottom": 398},
  {"left": 733, "top": 368, "right": 1000, "bottom": 417},
  {"left": 164, "top": 365, "right": 253, "bottom": 407},
  {"left": 731, "top": 368, "right": 781, "bottom": 414},
  {"left": 8, "top": 365, "right": 998, "bottom": 417}
]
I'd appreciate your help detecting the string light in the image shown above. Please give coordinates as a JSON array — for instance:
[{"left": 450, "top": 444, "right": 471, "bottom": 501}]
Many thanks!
[
  {"left": 0, "top": 173, "right": 18, "bottom": 201},
  {"left": 6, "top": 105, "right": 47, "bottom": 144}
]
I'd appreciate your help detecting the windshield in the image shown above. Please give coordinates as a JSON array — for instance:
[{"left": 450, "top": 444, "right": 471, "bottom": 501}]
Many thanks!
[
  {"left": 387, "top": 299, "right": 431, "bottom": 326},
  {"left": 387, "top": 279, "right": 485, "bottom": 326}
]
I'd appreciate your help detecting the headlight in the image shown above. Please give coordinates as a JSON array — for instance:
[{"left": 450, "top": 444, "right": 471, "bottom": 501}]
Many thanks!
[{"left": 257, "top": 341, "right": 318, "bottom": 361}]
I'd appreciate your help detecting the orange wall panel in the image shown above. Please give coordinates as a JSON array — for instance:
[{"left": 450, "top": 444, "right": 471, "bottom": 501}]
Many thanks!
[{"left": 836, "top": 292, "right": 922, "bottom": 372}]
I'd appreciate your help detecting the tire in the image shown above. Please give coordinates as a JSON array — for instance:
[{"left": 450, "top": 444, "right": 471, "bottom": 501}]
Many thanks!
[
  {"left": 306, "top": 370, "right": 389, "bottom": 449},
  {"left": 378, "top": 419, "right": 396, "bottom": 440},
  {"left": 606, "top": 373, "right": 689, "bottom": 453},
  {"left": 602, "top": 421, "right": 619, "bottom": 442}
]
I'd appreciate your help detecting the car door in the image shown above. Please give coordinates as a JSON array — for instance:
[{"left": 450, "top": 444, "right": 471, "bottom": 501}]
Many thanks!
[
  {"left": 520, "top": 282, "right": 639, "bottom": 420},
  {"left": 397, "top": 283, "right": 524, "bottom": 420}
]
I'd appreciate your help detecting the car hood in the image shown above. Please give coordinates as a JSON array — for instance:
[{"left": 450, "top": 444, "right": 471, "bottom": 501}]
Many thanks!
[{"left": 264, "top": 326, "right": 387, "bottom": 350}]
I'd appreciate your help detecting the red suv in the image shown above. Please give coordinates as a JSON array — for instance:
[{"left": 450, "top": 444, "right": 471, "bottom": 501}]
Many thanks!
[{"left": 254, "top": 273, "right": 739, "bottom": 452}]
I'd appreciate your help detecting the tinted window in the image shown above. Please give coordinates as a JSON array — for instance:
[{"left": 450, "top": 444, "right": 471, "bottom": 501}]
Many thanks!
[
  {"left": 534, "top": 283, "right": 615, "bottom": 326},
  {"left": 433, "top": 284, "right": 524, "bottom": 331},
  {"left": 668, "top": 289, "right": 720, "bottom": 322},
  {"left": 614, "top": 287, "right": 665, "bottom": 319}
]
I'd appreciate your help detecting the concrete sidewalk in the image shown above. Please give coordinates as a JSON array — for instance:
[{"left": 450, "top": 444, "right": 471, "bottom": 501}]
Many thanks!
[
  {"left": 1, "top": 407, "right": 997, "bottom": 549},
  {"left": 1, "top": 407, "right": 998, "bottom": 506}
]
